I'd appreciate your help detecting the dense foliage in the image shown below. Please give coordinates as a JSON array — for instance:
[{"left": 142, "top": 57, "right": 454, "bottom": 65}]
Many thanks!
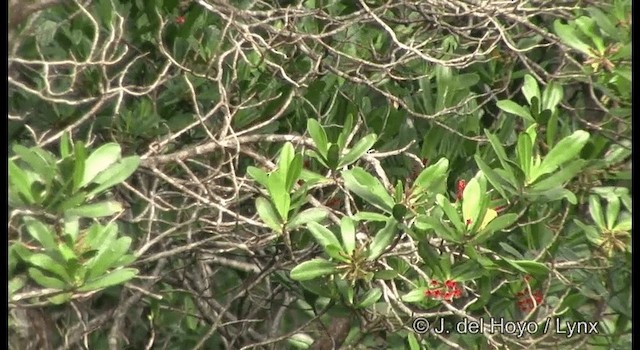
[{"left": 9, "top": 0, "right": 631, "bottom": 349}]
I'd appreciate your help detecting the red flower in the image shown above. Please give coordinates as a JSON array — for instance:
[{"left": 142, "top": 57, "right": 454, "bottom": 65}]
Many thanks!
[
  {"left": 444, "top": 292, "right": 453, "bottom": 301},
  {"left": 453, "top": 288, "right": 462, "bottom": 298},
  {"left": 456, "top": 180, "right": 466, "bottom": 200},
  {"left": 430, "top": 280, "right": 440, "bottom": 287},
  {"left": 445, "top": 280, "right": 457, "bottom": 289},
  {"left": 425, "top": 290, "right": 433, "bottom": 297},
  {"left": 176, "top": 16, "right": 186, "bottom": 25}
]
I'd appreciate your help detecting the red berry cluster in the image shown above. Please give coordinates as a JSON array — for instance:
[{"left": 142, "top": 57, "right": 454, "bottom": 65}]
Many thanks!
[
  {"left": 515, "top": 276, "right": 543, "bottom": 312},
  {"left": 425, "top": 279, "right": 462, "bottom": 302},
  {"left": 515, "top": 289, "right": 543, "bottom": 312}
]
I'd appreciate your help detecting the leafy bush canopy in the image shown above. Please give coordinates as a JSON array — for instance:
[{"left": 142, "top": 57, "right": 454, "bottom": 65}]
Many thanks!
[{"left": 9, "top": 0, "right": 630, "bottom": 349}]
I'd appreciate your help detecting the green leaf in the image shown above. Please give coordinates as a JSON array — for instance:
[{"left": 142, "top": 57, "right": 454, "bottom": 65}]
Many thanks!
[
  {"left": 481, "top": 212, "right": 517, "bottom": 234},
  {"left": 521, "top": 74, "right": 541, "bottom": 106},
  {"left": 277, "top": 142, "right": 295, "bottom": 183},
  {"left": 9, "top": 160, "right": 36, "bottom": 204},
  {"left": 340, "top": 217, "right": 356, "bottom": 254},
  {"left": 267, "top": 173, "right": 291, "bottom": 221},
  {"left": 478, "top": 208, "right": 498, "bottom": 231},
  {"left": 58, "top": 191, "right": 87, "bottom": 213},
  {"left": 288, "top": 334, "right": 314, "bottom": 349},
  {"left": 374, "top": 269, "right": 398, "bottom": 280},
  {"left": 542, "top": 82, "right": 564, "bottom": 112},
  {"left": 436, "top": 194, "right": 464, "bottom": 233},
  {"left": 516, "top": 133, "right": 533, "bottom": 180},
  {"left": 474, "top": 155, "right": 512, "bottom": 199},
  {"left": 72, "top": 141, "right": 87, "bottom": 192},
  {"left": 504, "top": 259, "right": 550, "bottom": 277},
  {"left": 605, "top": 194, "right": 621, "bottom": 230},
  {"left": 342, "top": 167, "right": 394, "bottom": 213},
  {"left": 65, "top": 201, "right": 123, "bottom": 218},
  {"left": 57, "top": 241, "right": 78, "bottom": 262},
  {"left": 28, "top": 268, "right": 66, "bottom": 289},
  {"left": 401, "top": 288, "right": 427, "bottom": 303},
  {"left": 255, "top": 197, "right": 283, "bottom": 233},
  {"left": 454, "top": 73, "right": 480, "bottom": 90},
  {"left": 23, "top": 216, "right": 57, "bottom": 251},
  {"left": 285, "top": 154, "right": 303, "bottom": 192},
  {"left": 26, "top": 254, "right": 71, "bottom": 282},
  {"left": 412, "top": 158, "right": 449, "bottom": 191},
  {"left": 87, "top": 156, "right": 140, "bottom": 198},
  {"left": 325, "top": 245, "right": 348, "bottom": 263},
  {"left": 484, "top": 130, "right": 517, "bottom": 183},
  {"left": 306, "top": 150, "right": 329, "bottom": 168},
  {"left": 338, "top": 134, "right": 377, "bottom": 168},
  {"left": 604, "top": 141, "right": 632, "bottom": 165},
  {"left": 290, "top": 258, "right": 338, "bottom": 281},
  {"left": 86, "top": 223, "right": 118, "bottom": 251},
  {"left": 63, "top": 217, "right": 80, "bottom": 242},
  {"left": 81, "top": 143, "right": 122, "bottom": 188},
  {"left": 586, "top": 8, "right": 620, "bottom": 39},
  {"left": 47, "top": 292, "right": 71, "bottom": 305},
  {"left": 415, "top": 215, "right": 461, "bottom": 243},
  {"left": 547, "top": 111, "right": 559, "bottom": 148},
  {"left": 553, "top": 20, "right": 594, "bottom": 55},
  {"left": 462, "top": 176, "right": 483, "bottom": 227},
  {"left": 496, "top": 100, "right": 535, "bottom": 123},
  {"left": 307, "top": 222, "right": 345, "bottom": 259},
  {"left": 530, "top": 130, "right": 589, "bottom": 182},
  {"left": 9, "top": 276, "right": 26, "bottom": 296},
  {"left": 337, "top": 114, "right": 355, "bottom": 150},
  {"left": 88, "top": 236, "right": 133, "bottom": 280},
  {"left": 529, "top": 159, "right": 586, "bottom": 191},
  {"left": 78, "top": 268, "right": 138, "bottom": 292},
  {"left": 307, "top": 119, "right": 329, "bottom": 158},
  {"left": 352, "top": 212, "right": 389, "bottom": 222},
  {"left": 367, "top": 218, "right": 397, "bottom": 261},
  {"left": 60, "top": 131, "right": 72, "bottom": 158},
  {"left": 529, "top": 187, "right": 578, "bottom": 204},
  {"left": 184, "top": 297, "right": 199, "bottom": 330},
  {"left": 247, "top": 166, "right": 269, "bottom": 188},
  {"left": 613, "top": 217, "right": 631, "bottom": 232},
  {"left": 335, "top": 277, "right": 354, "bottom": 304},
  {"left": 394, "top": 180, "right": 404, "bottom": 204},
  {"left": 392, "top": 204, "right": 407, "bottom": 221},
  {"left": 473, "top": 213, "right": 518, "bottom": 244},
  {"left": 287, "top": 208, "right": 328, "bottom": 231},
  {"left": 357, "top": 288, "right": 382, "bottom": 308},
  {"left": 589, "top": 195, "right": 606, "bottom": 229},
  {"left": 451, "top": 260, "right": 484, "bottom": 281},
  {"left": 326, "top": 143, "right": 340, "bottom": 170},
  {"left": 575, "top": 17, "right": 605, "bottom": 53},
  {"left": 12, "top": 145, "right": 55, "bottom": 187},
  {"left": 299, "top": 169, "right": 330, "bottom": 185}
]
